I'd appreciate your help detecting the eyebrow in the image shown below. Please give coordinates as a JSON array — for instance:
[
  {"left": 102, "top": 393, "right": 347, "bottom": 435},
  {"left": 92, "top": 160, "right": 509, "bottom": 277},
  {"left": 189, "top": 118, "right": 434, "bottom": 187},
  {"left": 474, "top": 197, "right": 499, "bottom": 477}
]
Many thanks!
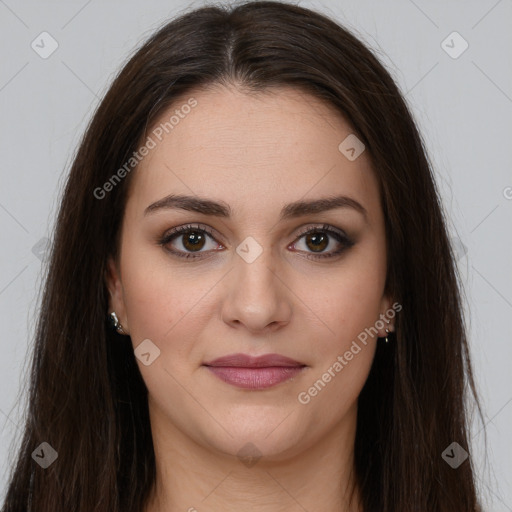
[{"left": 144, "top": 193, "right": 367, "bottom": 221}]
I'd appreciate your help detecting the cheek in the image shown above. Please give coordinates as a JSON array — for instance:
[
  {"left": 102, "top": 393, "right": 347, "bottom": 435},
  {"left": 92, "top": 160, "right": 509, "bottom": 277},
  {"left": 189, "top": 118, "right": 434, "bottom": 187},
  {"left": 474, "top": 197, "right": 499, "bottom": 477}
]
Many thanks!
[
  {"left": 120, "top": 262, "right": 206, "bottom": 402},
  {"left": 306, "top": 285, "right": 381, "bottom": 373},
  {"left": 119, "top": 245, "right": 184, "bottom": 342},
  {"left": 120, "top": 247, "right": 221, "bottom": 364},
  {"left": 296, "top": 280, "right": 381, "bottom": 418},
  {"left": 295, "top": 248, "right": 386, "bottom": 404},
  {"left": 307, "top": 261, "right": 385, "bottom": 344},
  {"left": 122, "top": 271, "right": 178, "bottom": 341}
]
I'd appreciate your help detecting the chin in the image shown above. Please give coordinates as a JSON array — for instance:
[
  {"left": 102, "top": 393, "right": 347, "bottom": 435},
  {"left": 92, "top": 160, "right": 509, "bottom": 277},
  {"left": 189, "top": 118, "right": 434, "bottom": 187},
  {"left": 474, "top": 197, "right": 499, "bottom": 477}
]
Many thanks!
[{"left": 198, "top": 420, "right": 306, "bottom": 462}]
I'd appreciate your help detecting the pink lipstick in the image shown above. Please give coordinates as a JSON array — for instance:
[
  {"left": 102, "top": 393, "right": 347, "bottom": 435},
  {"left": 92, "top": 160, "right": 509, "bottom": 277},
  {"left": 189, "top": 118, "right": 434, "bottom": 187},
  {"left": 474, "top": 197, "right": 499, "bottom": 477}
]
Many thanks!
[{"left": 203, "top": 353, "right": 306, "bottom": 390}]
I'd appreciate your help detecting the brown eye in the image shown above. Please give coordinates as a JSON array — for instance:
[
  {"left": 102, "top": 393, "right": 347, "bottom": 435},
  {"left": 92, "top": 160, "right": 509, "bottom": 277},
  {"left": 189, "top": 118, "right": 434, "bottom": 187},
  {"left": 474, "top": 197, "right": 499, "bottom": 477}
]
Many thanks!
[
  {"left": 291, "top": 224, "right": 354, "bottom": 260},
  {"left": 304, "top": 232, "right": 329, "bottom": 252},
  {"left": 181, "top": 230, "right": 207, "bottom": 252},
  {"left": 158, "top": 224, "right": 222, "bottom": 259}
]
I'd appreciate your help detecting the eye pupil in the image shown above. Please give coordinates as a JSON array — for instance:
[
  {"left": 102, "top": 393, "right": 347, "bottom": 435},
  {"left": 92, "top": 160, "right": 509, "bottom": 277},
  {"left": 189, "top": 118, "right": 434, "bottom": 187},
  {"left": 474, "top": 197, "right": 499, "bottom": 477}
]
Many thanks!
[
  {"left": 306, "top": 232, "right": 328, "bottom": 252},
  {"left": 183, "top": 231, "right": 205, "bottom": 251}
]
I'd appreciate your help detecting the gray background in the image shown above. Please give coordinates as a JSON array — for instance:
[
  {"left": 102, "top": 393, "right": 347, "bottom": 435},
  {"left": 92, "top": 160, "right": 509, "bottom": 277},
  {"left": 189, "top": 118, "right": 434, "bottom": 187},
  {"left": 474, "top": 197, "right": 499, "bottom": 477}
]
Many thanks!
[{"left": 1, "top": 0, "right": 511, "bottom": 509}]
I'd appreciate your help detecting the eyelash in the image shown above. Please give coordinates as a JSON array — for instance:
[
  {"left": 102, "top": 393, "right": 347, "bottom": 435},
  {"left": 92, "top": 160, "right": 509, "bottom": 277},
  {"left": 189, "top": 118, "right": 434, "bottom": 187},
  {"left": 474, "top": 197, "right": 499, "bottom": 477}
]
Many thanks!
[{"left": 157, "top": 223, "right": 354, "bottom": 260}]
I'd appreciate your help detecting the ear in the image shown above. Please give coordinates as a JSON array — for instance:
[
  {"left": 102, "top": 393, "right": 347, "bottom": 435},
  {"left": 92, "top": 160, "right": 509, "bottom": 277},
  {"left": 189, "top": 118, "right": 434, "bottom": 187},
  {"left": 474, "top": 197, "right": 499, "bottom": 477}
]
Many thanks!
[
  {"left": 105, "top": 255, "right": 129, "bottom": 333},
  {"left": 376, "top": 294, "right": 396, "bottom": 338}
]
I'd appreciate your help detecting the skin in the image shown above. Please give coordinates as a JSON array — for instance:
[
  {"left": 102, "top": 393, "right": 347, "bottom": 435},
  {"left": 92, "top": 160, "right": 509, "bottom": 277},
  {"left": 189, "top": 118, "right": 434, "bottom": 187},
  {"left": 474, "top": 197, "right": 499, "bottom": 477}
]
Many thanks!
[{"left": 106, "top": 83, "right": 394, "bottom": 512}]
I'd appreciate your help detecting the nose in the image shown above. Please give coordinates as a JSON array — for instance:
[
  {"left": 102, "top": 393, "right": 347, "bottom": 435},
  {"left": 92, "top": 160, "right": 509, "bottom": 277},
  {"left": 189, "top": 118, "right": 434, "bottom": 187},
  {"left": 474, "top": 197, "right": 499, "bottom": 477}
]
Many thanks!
[{"left": 220, "top": 245, "right": 292, "bottom": 335}]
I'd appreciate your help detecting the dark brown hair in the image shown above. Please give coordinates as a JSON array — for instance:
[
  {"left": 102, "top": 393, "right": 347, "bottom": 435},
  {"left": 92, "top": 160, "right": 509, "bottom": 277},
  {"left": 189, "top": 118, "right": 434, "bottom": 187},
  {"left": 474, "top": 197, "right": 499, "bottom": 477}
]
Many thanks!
[{"left": 1, "top": 1, "right": 486, "bottom": 511}]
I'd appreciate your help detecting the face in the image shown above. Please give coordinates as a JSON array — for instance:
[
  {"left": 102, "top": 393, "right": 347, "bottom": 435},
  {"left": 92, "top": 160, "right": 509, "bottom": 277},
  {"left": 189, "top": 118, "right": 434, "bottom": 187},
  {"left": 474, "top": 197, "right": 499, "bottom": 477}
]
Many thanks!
[{"left": 106, "top": 84, "right": 393, "bottom": 462}]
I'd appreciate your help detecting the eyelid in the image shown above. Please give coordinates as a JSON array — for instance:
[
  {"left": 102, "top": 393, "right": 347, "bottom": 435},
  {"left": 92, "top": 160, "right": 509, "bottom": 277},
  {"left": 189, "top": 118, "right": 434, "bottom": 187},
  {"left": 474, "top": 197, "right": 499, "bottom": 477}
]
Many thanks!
[
  {"left": 289, "top": 224, "right": 355, "bottom": 259},
  {"left": 293, "top": 223, "right": 350, "bottom": 242},
  {"left": 165, "top": 222, "right": 214, "bottom": 236},
  {"left": 160, "top": 222, "right": 350, "bottom": 243},
  {"left": 158, "top": 222, "right": 354, "bottom": 259},
  {"left": 160, "top": 223, "right": 220, "bottom": 244}
]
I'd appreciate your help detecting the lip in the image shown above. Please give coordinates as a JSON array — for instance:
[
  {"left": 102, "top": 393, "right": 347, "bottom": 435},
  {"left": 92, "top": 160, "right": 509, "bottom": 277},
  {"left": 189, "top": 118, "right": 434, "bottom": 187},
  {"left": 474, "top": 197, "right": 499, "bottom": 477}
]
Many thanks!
[
  {"left": 203, "top": 353, "right": 304, "bottom": 368},
  {"left": 202, "top": 353, "right": 307, "bottom": 390}
]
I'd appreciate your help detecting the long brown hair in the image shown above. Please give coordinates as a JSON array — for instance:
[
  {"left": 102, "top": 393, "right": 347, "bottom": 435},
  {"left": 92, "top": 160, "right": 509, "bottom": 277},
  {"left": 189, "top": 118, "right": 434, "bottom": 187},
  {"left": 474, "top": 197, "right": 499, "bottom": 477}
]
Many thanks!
[{"left": 1, "top": 1, "right": 486, "bottom": 510}]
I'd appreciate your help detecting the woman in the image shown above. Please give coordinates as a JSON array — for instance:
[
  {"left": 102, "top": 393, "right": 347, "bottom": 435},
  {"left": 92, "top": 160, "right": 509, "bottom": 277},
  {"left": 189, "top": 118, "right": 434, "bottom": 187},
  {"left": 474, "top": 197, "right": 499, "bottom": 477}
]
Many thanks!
[{"left": 1, "top": 1, "right": 485, "bottom": 511}]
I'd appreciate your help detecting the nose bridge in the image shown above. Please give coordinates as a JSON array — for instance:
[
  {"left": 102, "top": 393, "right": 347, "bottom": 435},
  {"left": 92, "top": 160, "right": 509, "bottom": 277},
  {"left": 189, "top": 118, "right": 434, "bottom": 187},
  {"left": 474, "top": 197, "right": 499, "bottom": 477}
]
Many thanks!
[
  {"left": 222, "top": 235, "right": 290, "bottom": 330},
  {"left": 233, "top": 236, "right": 278, "bottom": 297}
]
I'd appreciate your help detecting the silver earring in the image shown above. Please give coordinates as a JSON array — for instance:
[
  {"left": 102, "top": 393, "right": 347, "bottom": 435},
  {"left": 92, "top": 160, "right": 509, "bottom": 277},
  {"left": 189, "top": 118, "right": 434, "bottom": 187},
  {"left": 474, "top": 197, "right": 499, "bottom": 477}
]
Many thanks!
[
  {"left": 384, "top": 318, "right": 393, "bottom": 343},
  {"left": 109, "top": 311, "right": 127, "bottom": 335}
]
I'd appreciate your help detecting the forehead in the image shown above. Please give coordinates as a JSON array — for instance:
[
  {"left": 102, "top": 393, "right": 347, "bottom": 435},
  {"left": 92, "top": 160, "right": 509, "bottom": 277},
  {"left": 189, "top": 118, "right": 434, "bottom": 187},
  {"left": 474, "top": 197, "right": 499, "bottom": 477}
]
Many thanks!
[{"left": 126, "top": 84, "right": 380, "bottom": 221}]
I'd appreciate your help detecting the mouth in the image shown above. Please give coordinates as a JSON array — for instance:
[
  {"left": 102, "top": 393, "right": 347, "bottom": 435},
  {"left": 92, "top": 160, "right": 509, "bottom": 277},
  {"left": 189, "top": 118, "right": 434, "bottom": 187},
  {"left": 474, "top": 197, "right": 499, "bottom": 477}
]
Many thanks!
[{"left": 202, "top": 353, "right": 307, "bottom": 390}]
